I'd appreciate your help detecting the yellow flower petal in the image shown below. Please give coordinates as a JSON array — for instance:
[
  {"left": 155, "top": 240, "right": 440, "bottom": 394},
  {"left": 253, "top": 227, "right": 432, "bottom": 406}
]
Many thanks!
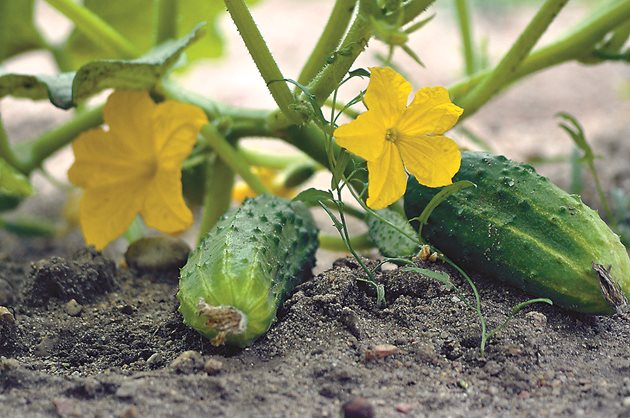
[
  {"left": 68, "top": 127, "right": 154, "bottom": 188},
  {"left": 79, "top": 181, "right": 146, "bottom": 250},
  {"left": 152, "top": 100, "right": 208, "bottom": 170},
  {"left": 334, "top": 111, "right": 386, "bottom": 161},
  {"left": 364, "top": 67, "right": 411, "bottom": 127},
  {"left": 366, "top": 142, "right": 407, "bottom": 209},
  {"left": 397, "top": 87, "right": 463, "bottom": 136},
  {"left": 103, "top": 90, "right": 156, "bottom": 154},
  {"left": 397, "top": 134, "right": 461, "bottom": 188},
  {"left": 141, "top": 169, "right": 193, "bottom": 233}
]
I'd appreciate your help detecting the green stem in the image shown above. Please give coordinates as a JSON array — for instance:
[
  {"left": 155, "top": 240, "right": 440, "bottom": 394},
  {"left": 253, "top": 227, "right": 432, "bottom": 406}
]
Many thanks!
[
  {"left": 318, "top": 232, "right": 373, "bottom": 252},
  {"left": 223, "top": 0, "right": 303, "bottom": 124},
  {"left": 587, "top": 161, "right": 615, "bottom": 224},
  {"left": 456, "top": 0, "right": 569, "bottom": 118},
  {"left": 154, "top": 0, "right": 178, "bottom": 44},
  {"left": 450, "top": 0, "right": 630, "bottom": 117},
  {"left": 0, "top": 116, "right": 21, "bottom": 171},
  {"left": 454, "top": 0, "right": 476, "bottom": 75},
  {"left": 15, "top": 105, "right": 104, "bottom": 173},
  {"left": 198, "top": 155, "right": 234, "bottom": 242},
  {"left": 399, "top": 0, "right": 437, "bottom": 26},
  {"left": 308, "top": 0, "right": 378, "bottom": 104},
  {"left": 44, "top": 0, "right": 139, "bottom": 58},
  {"left": 200, "top": 124, "right": 268, "bottom": 195},
  {"left": 297, "top": 0, "right": 356, "bottom": 86},
  {"left": 238, "top": 146, "right": 312, "bottom": 170},
  {"left": 324, "top": 98, "right": 360, "bottom": 119}
]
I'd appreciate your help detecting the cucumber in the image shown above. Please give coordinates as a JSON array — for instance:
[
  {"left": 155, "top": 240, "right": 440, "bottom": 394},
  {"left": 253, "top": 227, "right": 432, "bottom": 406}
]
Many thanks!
[
  {"left": 404, "top": 151, "right": 630, "bottom": 314},
  {"left": 177, "top": 194, "right": 319, "bottom": 347},
  {"left": 367, "top": 208, "right": 419, "bottom": 258}
]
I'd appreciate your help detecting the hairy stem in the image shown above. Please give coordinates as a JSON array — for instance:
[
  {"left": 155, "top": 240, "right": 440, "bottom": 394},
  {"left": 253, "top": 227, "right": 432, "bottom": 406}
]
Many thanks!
[
  {"left": 15, "top": 106, "right": 104, "bottom": 173},
  {"left": 307, "top": 0, "right": 378, "bottom": 104},
  {"left": 456, "top": 0, "right": 569, "bottom": 118},
  {"left": 223, "top": 0, "right": 303, "bottom": 124},
  {"left": 450, "top": 0, "right": 630, "bottom": 117},
  {"left": 298, "top": 0, "right": 357, "bottom": 86},
  {"left": 454, "top": 0, "right": 476, "bottom": 75}
]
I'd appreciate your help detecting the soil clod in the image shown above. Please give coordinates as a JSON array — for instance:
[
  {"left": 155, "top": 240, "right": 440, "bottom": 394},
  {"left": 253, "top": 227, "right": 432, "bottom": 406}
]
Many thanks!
[{"left": 24, "top": 247, "right": 116, "bottom": 306}]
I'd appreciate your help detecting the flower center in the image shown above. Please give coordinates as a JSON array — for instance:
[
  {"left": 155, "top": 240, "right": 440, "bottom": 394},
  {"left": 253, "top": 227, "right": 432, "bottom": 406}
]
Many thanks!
[{"left": 385, "top": 128, "right": 399, "bottom": 144}]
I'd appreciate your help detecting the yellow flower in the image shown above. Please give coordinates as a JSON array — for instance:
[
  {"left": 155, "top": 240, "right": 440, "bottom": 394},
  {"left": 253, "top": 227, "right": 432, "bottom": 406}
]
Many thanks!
[
  {"left": 68, "top": 90, "right": 207, "bottom": 249},
  {"left": 231, "top": 167, "right": 295, "bottom": 203},
  {"left": 333, "top": 67, "right": 463, "bottom": 209}
]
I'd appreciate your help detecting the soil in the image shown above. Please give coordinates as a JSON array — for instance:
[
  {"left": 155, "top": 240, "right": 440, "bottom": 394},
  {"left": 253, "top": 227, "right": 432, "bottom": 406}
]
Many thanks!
[{"left": 1, "top": 239, "right": 630, "bottom": 418}]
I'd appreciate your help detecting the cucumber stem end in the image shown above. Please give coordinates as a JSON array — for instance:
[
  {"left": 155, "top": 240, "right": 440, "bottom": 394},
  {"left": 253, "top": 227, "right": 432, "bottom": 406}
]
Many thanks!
[{"left": 197, "top": 298, "right": 248, "bottom": 346}]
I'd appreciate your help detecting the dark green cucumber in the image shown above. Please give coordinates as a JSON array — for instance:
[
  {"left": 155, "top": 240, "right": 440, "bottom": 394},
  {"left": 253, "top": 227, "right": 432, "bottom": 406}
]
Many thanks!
[
  {"left": 405, "top": 151, "right": 630, "bottom": 314},
  {"left": 367, "top": 208, "right": 419, "bottom": 258},
  {"left": 177, "top": 194, "right": 318, "bottom": 347}
]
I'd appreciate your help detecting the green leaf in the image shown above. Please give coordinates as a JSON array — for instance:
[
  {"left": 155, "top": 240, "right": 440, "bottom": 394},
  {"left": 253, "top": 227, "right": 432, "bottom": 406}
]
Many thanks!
[
  {"left": 0, "top": 24, "right": 205, "bottom": 109},
  {"left": 62, "top": 0, "right": 259, "bottom": 69},
  {"left": 293, "top": 188, "right": 334, "bottom": 205},
  {"left": 0, "top": 0, "right": 44, "bottom": 61},
  {"left": 556, "top": 112, "right": 594, "bottom": 164},
  {"left": 413, "top": 180, "right": 476, "bottom": 237},
  {"left": 0, "top": 157, "right": 32, "bottom": 198},
  {"left": 403, "top": 266, "right": 453, "bottom": 289}
]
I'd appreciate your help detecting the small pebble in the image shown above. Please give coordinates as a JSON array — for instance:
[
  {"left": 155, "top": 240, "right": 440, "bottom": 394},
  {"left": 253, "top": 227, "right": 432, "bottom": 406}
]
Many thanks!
[
  {"left": 204, "top": 358, "right": 223, "bottom": 375},
  {"left": 146, "top": 353, "right": 163, "bottom": 367},
  {"left": 525, "top": 311, "right": 547, "bottom": 328},
  {"left": 0, "top": 306, "right": 15, "bottom": 324},
  {"left": 341, "top": 397, "right": 374, "bottom": 418},
  {"left": 52, "top": 398, "right": 80, "bottom": 416},
  {"left": 623, "top": 396, "right": 630, "bottom": 408},
  {"left": 121, "top": 405, "right": 138, "bottom": 418},
  {"left": 364, "top": 344, "right": 400, "bottom": 361},
  {"left": 124, "top": 236, "right": 191, "bottom": 274},
  {"left": 395, "top": 403, "right": 413, "bottom": 414},
  {"left": 63, "top": 299, "right": 83, "bottom": 316},
  {"left": 170, "top": 350, "right": 204, "bottom": 373},
  {"left": 120, "top": 304, "right": 134, "bottom": 315}
]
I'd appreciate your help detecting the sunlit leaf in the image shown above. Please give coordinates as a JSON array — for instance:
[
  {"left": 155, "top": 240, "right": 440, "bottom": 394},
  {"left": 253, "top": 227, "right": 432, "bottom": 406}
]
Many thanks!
[
  {"left": 0, "top": 24, "right": 205, "bottom": 109},
  {"left": 293, "top": 187, "right": 334, "bottom": 205},
  {"left": 62, "top": 0, "right": 260, "bottom": 69}
]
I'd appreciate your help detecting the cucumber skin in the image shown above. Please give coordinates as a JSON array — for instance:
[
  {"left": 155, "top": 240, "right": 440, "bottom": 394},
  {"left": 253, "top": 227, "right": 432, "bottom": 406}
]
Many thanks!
[
  {"left": 405, "top": 152, "right": 630, "bottom": 314},
  {"left": 367, "top": 208, "right": 419, "bottom": 258},
  {"left": 177, "top": 194, "right": 318, "bottom": 347}
]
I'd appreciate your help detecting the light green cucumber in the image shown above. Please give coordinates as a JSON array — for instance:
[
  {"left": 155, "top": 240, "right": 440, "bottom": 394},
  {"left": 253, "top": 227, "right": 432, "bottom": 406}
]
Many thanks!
[
  {"left": 405, "top": 151, "right": 630, "bottom": 314},
  {"left": 177, "top": 194, "right": 319, "bottom": 347}
]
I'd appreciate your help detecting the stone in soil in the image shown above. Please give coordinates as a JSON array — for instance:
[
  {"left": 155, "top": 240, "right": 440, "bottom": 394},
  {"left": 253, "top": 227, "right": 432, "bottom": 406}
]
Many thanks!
[{"left": 124, "top": 236, "right": 190, "bottom": 277}]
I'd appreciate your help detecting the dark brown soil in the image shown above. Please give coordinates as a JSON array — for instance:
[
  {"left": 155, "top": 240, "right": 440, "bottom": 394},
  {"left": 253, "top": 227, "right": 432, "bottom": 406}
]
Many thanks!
[{"left": 1, "top": 236, "right": 629, "bottom": 418}]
